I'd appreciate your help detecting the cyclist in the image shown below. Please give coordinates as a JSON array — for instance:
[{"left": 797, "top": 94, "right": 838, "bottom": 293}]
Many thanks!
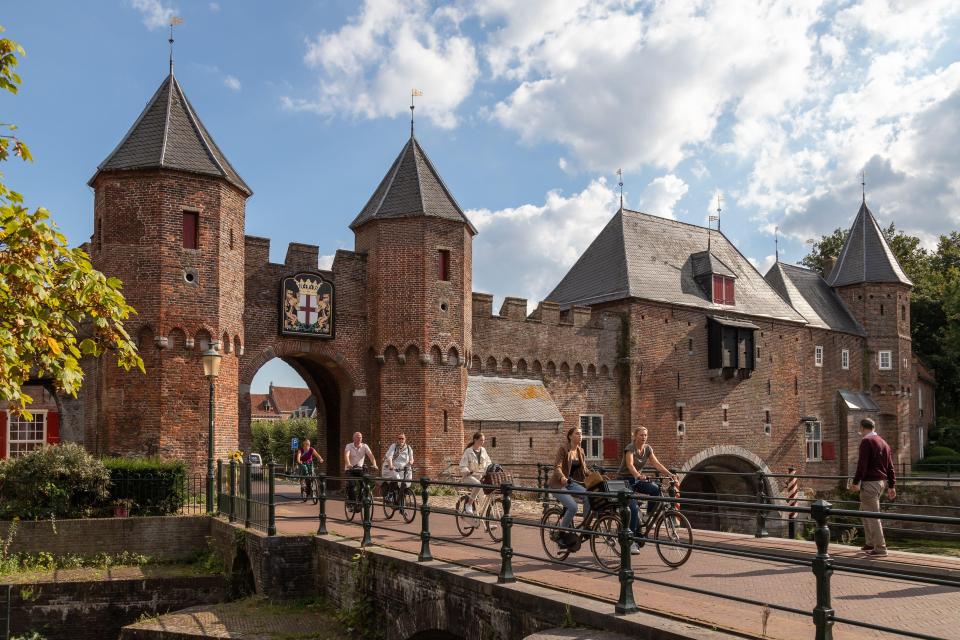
[
  {"left": 343, "top": 431, "right": 378, "bottom": 510},
  {"left": 618, "top": 426, "right": 678, "bottom": 551},
  {"left": 383, "top": 432, "right": 414, "bottom": 493},
  {"left": 458, "top": 431, "right": 492, "bottom": 515},
  {"left": 295, "top": 438, "right": 323, "bottom": 499},
  {"left": 548, "top": 426, "right": 591, "bottom": 550}
]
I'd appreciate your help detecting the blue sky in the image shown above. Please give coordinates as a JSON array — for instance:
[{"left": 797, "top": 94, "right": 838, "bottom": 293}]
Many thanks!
[{"left": 5, "top": 1, "right": 960, "bottom": 392}]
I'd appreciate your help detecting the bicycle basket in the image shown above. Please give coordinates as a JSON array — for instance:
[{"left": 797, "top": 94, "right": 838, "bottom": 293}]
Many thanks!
[{"left": 482, "top": 470, "right": 514, "bottom": 494}]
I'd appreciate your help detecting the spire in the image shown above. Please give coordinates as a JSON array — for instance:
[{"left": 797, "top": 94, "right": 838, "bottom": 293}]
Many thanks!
[
  {"left": 616, "top": 168, "right": 623, "bottom": 210},
  {"left": 168, "top": 16, "right": 183, "bottom": 75},
  {"left": 89, "top": 73, "right": 251, "bottom": 195},
  {"left": 350, "top": 136, "right": 476, "bottom": 234},
  {"left": 410, "top": 88, "right": 422, "bottom": 138},
  {"left": 861, "top": 169, "right": 866, "bottom": 204},
  {"left": 775, "top": 225, "right": 779, "bottom": 262},
  {"left": 827, "top": 200, "right": 912, "bottom": 287}
]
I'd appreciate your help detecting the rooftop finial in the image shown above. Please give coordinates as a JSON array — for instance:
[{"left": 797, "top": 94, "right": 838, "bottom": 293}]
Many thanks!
[
  {"left": 168, "top": 16, "right": 183, "bottom": 75},
  {"left": 410, "top": 88, "right": 423, "bottom": 137},
  {"left": 616, "top": 168, "right": 624, "bottom": 209},
  {"left": 716, "top": 192, "right": 723, "bottom": 232},
  {"left": 708, "top": 193, "right": 721, "bottom": 252},
  {"left": 775, "top": 225, "right": 779, "bottom": 262},
  {"left": 861, "top": 169, "right": 866, "bottom": 204}
]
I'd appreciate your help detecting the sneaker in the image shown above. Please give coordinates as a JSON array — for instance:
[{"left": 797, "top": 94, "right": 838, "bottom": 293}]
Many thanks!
[
  {"left": 630, "top": 543, "right": 641, "bottom": 555},
  {"left": 464, "top": 504, "right": 474, "bottom": 515},
  {"left": 868, "top": 547, "right": 888, "bottom": 557},
  {"left": 860, "top": 545, "right": 874, "bottom": 551}
]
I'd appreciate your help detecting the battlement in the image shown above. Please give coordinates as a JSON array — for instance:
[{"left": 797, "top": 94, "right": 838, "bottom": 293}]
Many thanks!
[
  {"left": 471, "top": 292, "right": 593, "bottom": 327},
  {"left": 245, "top": 236, "right": 349, "bottom": 273}
]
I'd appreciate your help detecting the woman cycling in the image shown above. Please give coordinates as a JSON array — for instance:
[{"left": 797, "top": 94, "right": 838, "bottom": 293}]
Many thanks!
[
  {"left": 295, "top": 439, "right": 323, "bottom": 499},
  {"left": 458, "top": 432, "right": 492, "bottom": 515},
  {"left": 548, "top": 426, "right": 591, "bottom": 549},
  {"left": 618, "top": 426, "right": 678, "bottom": 551}
]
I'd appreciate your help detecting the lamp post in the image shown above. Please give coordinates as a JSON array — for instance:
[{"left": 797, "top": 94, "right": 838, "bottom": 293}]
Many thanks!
[{"left": 202, "top": 347, "right": 222, "bottom": 515}]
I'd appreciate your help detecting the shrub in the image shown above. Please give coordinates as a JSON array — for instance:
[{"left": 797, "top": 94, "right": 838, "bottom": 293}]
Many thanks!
[
  {"left": 927, "top": 445, "right": 958, "bottom": 457},
  {"left": 251, "top": 418, "right": 319, "bottom": 469},
  {"left": 932, "top": 416, "right": 960, "bottom": 451},
  {"left": 914, "top": 454, "right": 960, "bottom": 473},
  {"left": 0, "top": 444, "right": 110, "bottom": 519},
  {"left": 102, "top": 457, "right": 187, "bottom": 516}
]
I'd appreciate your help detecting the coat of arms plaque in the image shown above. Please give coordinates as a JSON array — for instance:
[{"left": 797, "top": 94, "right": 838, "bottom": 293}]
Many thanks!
[{"left": 280, "top": 272, "right": 334, "bottom": 338}]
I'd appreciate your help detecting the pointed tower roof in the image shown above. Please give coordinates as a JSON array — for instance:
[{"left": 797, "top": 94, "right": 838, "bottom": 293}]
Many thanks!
[
  {"left": 827, "top": 201, "right": 912, "bottom": 287},
  {"left": 90, "top": 74, "right": 251, "bottom": 196},
  {"left": 350, "top": 136, "right": 476, "bottom": 234}
]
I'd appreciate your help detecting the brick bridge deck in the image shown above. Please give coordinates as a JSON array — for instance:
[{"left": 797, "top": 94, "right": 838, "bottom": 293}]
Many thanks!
[{"left": 272, "top": 489, "right": 960, "bottom": 640}]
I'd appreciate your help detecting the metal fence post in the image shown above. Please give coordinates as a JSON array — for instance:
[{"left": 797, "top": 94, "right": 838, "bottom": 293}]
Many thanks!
[
  {"left": 361, "top": 474, "right": 373, "bottom": 547},
  {"left": 811, "top": 499, "right": 834, "bottom": 640},
  {"left": 228, "top": 460, "right": 237, "bottom": 523},
  {"left": 266, "top": 462, "right": 277, "bottom": 536},
  {"left": 317, "top": 473, "right": 328, "bottom": 535},
  {"left": 755, "top": 470, "right": 769, "bottom": 538},
  {"left": 498, "top": 483, "right": 516, "bottom": 583},
  {"left": 243, "top": 463, "right": 252, "bottom": 528},
  {"left": 216, "top": 460, "right": 223, "bottom": 515},
  {"left": 615, "top": 490, "right": 638, "bottom": 614},
  {"left": 418, "top": 477, "right": 433, "bottom": 561}
]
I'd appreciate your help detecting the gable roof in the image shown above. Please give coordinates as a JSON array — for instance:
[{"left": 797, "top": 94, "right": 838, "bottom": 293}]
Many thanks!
[
  {"left": 268, "top": 385, "right": 313, "bottom": 414},
  {"left": 463, "top": 376, "right": 563, "bottom": 423},
  {"left": 547, "top": 208, "right": 807, "bottom": 323},
  {"left": 691, "top": 250, "right": 736, "bottom": 279},
  {"left": 765, "top": 262, "right": 865, "bottom": 335},
  {"left": 350, "top": 136, "right": 477, "bottom": 233},
  {"left": 827, "top": 201, "right": 912, "bottom": 287},
  {"left": 90, "top": 73, "right": 251, "bottom": 196}
]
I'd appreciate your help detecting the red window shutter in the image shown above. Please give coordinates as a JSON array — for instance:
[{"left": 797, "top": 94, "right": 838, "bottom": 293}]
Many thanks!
[
  {"left": 724, "top": 277, "right": 735, "bottom": 305},
  {"left": 712, "top": 275, "right": 723, "bottom": 303},
  {"left": 47, "top": 412, "right": 60, "bottom": 444},
  {"left": 0, "top": 411, "right": 6, "bottom": 459},
  {"left": 822, "top": 441, "right": 836, "bottom": 461},
  {"left": 602, "top": 437, "right": 619, "bottom": 460},
  {"left": 182, "top": 212, "right": 198, "bottom": 249}
]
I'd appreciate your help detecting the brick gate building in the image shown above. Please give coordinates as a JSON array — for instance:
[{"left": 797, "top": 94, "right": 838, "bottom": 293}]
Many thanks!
[{"left": 57, "top": 69, "right": 934, "bottom": 497}]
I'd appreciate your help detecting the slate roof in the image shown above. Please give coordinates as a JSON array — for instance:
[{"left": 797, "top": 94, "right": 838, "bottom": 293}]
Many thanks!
[
  {"left": 839, "top": 390, "right": 880, "bottom": 412},
  {"left": 350, "top": 136, "right": 477, "bottom": 233},
  {"left": 90, "top": 73, "right": 251, "bottom": 195},
  {"left": 765, "top": 262, "right": 865, "bottom": 336},
  {"left": 547, "top": 209, "right": 807, "bottom": 323},
  {"left": 691, "top": 251, "right": 736, "bottom": 279},
  {"left": 827, "top": 201, "right": 912, "bottom": 287},
  {"left": 463, "top": 376, "right": 563, "bottom": 423}
]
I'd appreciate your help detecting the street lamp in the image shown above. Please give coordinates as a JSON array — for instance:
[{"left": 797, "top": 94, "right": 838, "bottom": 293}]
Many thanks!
[{"left": 202, "top": 346, "right": 222, "bottom": 515}]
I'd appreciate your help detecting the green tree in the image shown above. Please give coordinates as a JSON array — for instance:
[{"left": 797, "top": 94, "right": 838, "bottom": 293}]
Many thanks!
[{"left": 0, "top": 28, "right": 143, "bottom": 415}]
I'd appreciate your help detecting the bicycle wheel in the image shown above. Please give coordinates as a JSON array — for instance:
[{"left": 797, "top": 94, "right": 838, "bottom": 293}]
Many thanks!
[
  {"left": 655, "top": 509, "right": 693, "bottom": 567},
  {"left": 485, "top": 497, "right": 504, "bottom": 543},
  {"left": 590, "top": 513, "right": 624, "bottom": 571},
  {"left": 540, "top": 506, "right": 570, "bottom": 561},
  {"left": 382, "top": 485, "right": 397, "bottom": 520},
  {"left": 310, "top": 477, "right": 319, "bottom": 505},
  {"left": 344, "top": 483, "right": 358, "bottom": 522},
  {"left": 299, "top": 477, "right": 309, "bottom": 502},
  {"left": 455, "top": 496, "right": 477, "bottom": 537},
  {"left": 399, "top": 487, "right": 417, "bottom": 524}
]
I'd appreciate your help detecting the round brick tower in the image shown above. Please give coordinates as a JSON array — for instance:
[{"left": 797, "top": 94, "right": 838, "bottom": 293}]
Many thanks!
[
  {"left": 86, "top": 71, "right": 252, "bottom": 472},
  {"left": 352, "top": 133, "right": 476, "bottom": 471}
]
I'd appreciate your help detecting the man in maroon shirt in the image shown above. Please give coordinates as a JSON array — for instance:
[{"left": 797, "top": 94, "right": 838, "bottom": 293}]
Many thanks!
[{"left": 851, "top": 418, "right": 896, "bottom": 557}]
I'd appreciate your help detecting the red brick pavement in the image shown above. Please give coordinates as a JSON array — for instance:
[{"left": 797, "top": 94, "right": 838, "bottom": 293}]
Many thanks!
[{"left": 273, "top": 490, "right": 960, "bottom": 640}]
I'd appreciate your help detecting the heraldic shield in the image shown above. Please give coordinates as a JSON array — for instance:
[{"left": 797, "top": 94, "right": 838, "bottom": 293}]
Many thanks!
[{"left": 280, "top": 272, "right": 334, "bottom": 338}]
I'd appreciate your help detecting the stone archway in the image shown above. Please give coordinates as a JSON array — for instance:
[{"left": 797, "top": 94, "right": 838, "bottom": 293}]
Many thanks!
[{"left": 679, "top": 445, "right": 781, "bottom": 534}]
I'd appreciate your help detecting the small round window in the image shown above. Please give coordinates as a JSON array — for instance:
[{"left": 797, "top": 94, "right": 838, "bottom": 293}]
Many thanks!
[
  {"left": 439, "top": 301, "right": 449, "bottom": 312},
  {"left": 183, "top": 269, "right": 198, "bottom": 284}
]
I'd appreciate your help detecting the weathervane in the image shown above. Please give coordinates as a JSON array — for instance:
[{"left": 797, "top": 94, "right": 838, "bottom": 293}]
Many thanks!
[
  {"left": 708, "top": 193, "right": 721, "bottom": 251},
  {"left": 861, "top": 169, "right": 866, "bottom": 204},
  {"left": 775, "top": 225, "right": 779, "bottom": 262},
  {"left": 168, "top": 16, "right": 184, "bottom": 75},
  {"left": 410, "top": 88, "right": 423, "bottom": 137},
  {"left": 616, "top": 168, "right": 623, "bottom": 209}
]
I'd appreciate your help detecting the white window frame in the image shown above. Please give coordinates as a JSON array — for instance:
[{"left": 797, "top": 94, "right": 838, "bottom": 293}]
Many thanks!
[
  {"left": 579, "top": 414, "right": 603, "bottom": 460},
  {"left": 814, "top": 345, "right": 823, "bottom": 367},
  {"left": 918, "top": 425, "right": 925, "bottom": 460},
  {"left": 878, "top": 350, "right": 892, "bottom": 370},
  {"left": 804, "top": 420, "right": 822, "bottom": 462},
  {"left": 841, "top": 349, "right": 849, "bottom": 370},
  {"left": 6, "top": 410, "right": 47, "bottom": 459}
]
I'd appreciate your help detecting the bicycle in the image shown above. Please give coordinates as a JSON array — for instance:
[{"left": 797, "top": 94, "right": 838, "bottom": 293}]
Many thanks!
[
  {"left": 381, "top": 465, "right": 417, "bottom": 524},
  {"left": 454, "top": 471, "right": 509, "bottom": 543},
  {"left": 343, "top": 464, "right": 372, "bottom": 522},
  {"left": 297, "top": 463, "right": 318, "bottom": 505}
]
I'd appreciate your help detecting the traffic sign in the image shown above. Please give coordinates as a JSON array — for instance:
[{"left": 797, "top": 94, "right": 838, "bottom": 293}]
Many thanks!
[{"left": 291, "top": 437, "right": 299, "bottom": 450}]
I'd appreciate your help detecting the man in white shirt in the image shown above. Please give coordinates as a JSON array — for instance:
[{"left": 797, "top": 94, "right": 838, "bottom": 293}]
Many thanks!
[
  {"left": 343, "top": 432, "right": 378, "bottom": 507},
  {"left": 383, "top": 433, "right": 414, "bottom": 490}
]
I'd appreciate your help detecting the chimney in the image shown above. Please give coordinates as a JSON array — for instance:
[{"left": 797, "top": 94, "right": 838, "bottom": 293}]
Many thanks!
[{"left": 822, "top": 255, "right": 837, "bottom": 281}]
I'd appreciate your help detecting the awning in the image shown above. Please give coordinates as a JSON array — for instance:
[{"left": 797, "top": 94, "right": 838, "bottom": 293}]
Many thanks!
[
  {"left": 708, "top": 316, "right": 760, "bottom": 330},
  {"left": 839, "top": 390, "right": 881, "bottom": 412},
  {"left": 463, "top": 376, "right": 563, "bottom": 423}
]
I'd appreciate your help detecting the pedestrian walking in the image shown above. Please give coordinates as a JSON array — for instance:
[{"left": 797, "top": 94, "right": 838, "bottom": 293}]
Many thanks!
[{"left": 851, "top": 418, "right": 896, "bottom": 557}]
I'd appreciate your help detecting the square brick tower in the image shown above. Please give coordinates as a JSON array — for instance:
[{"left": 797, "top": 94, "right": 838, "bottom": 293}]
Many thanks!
[
  {"left": 828, "top": 199, "right": 914, "bottom": 464},
  {"left": 85, "top": 72, "right": 251, "bottom": 472},
  {"left": 351, "top": 133, "right": 477, "bottom": 472}
]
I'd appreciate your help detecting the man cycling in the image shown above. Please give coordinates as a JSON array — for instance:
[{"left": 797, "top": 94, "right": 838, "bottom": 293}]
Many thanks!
[
  {"left": 383, "top": 432, "right": 414, "bottom": 493},
  {"left": 343, "top": 431, "right": 378, "bottom": 510},
  {"left": 295, "top": 439, "right": 323, "bottom": 500}
]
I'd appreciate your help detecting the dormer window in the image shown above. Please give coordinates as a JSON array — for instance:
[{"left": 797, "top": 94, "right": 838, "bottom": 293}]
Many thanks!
[{"left": 712, "top": 275, "right": 735, "bottom": 305}]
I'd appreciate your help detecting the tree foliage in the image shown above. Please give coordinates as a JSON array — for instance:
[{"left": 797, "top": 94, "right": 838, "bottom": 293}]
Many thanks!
[{"left": 0, "top": 27, "right": 143, "bottom": 414}]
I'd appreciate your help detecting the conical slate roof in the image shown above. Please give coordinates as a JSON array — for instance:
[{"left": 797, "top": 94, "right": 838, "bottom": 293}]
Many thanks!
[
  {"left": 765, "top": 262, "right": 864, "bottom": 335},
  {"left": 827, "top": 201, "right": 911, "bottom": 287},
  {"left": 350, "top": 136, "right": 476, "bottom": 233},
  {"left": 90, "top": 74, "right": 251, "bottom": 196}
]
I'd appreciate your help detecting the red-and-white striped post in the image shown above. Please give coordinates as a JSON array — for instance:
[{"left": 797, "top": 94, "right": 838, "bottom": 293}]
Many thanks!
[{"left": 786, "top": 466, "right": 799, "bottom": 539}]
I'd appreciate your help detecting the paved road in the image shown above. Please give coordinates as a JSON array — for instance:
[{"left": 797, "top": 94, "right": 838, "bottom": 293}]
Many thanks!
[{"left": 272, "top": 487, "right": 959, "bottom": 640}]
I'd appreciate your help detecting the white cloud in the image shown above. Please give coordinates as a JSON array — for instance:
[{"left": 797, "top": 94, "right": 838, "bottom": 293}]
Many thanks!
[
  {"left": 468, "top": 179, "right": 618, "bottom": 305},
  {"left": 318, "top": 254, "right": 336, "bottom": 270},
  {"left": 130, "top": 0, "right": 176, "bottom": 30},
  {"left": 284, "top": 0, "right": 479, "bottom": 129},
  {"left": 638, "top": 174, "right": 688, "bottom": 219},
  {"left": 209, "top": 2, "right": 220, "bottom": 12},
  {"left": 749, "top": 254, "right": 777, "bottom": 274},
  {"left": 223, "top": 75, "right": 241, "bottom": 92}
]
